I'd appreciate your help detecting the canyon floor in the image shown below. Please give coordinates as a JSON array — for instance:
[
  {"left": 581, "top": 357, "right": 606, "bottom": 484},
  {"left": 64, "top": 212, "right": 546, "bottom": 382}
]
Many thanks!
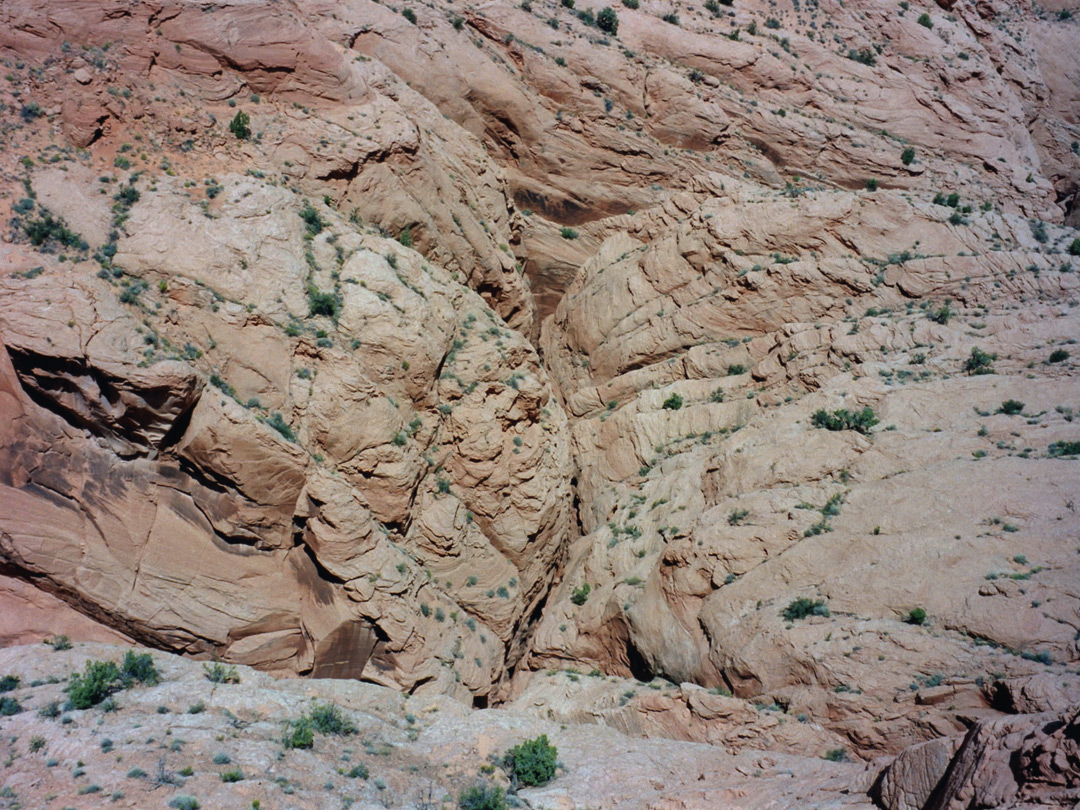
[{"left": 0, "top": 0, "right": 1079, "bottom": 805}]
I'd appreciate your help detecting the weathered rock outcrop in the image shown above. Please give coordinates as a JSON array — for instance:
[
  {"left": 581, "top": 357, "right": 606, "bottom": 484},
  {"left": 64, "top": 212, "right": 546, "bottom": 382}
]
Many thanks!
[
  {"left": 0, "top": 0, "right": 535, "bottom": 329},
  {"left": 875, "top": 688, "right": 1080, "bottom": 810},
  {"left": 0, "top": 641, "right": 885, "bottom": 810},
  {"left": 0, "top": 0, "right": 1078, "bottom": 799},
  {"left": 0, "top": 169, "right": 571, "bottom": 700},
  {"left": 301, "top": 0, "right": 1080, "bottom": 318},
  {"left": 528, "top": 176, "right": 1080, "bottom": 754}
]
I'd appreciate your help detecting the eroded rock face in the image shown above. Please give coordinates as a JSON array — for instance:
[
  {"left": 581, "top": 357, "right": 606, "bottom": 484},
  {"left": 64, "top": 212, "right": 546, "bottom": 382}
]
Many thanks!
[
  {"left": 0, "top": 169, "right": 571, "bottom": 701},
  {"left": 0, "top": 0, "right": 534, "bottom": 330},
  {"left": 0, "top": 641, "right": 885, "bottom": 810},
  {"left": 0, "top": 574, "right": 132, "bottom": 648},
  {"left": 875, "top": 736, "right": 964, "bottom": 810},
  {"left": 0, "top": 0, "right": 1078, "bottom": 797},
  {"left": 528, "top": 177, "right": 1080, "bottom": 755},
  {"left": 875, "top": 700, "right": 1080, "bottom": 810},
  {"left": 307, "top": 0, "right": 1080, "bottom": 318}
]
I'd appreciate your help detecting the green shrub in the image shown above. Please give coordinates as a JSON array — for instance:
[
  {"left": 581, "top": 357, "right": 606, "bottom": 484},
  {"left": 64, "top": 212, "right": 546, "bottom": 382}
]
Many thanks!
[
  {"left": 21, "top": 208, "right": 87, "bottom": 252},
  {"left": 901, "top": 147, "right": 915, "bottom": 166},
  {"left": 282, "top": 717, "right": 314, "bottom": 749},
  {"left": 66, "top": 660, "right": 121, "bottom": 709},
  {"left": 402, "top": 7, "right": 417, "bottom": 23},
  {"left": 824, "top": 748, "right": 848, "bottom": 762},
  {"left": 220, "top": 770, "right": 244, "bottom": 783},
  {"left": 865, "top": 178, "right": 879, "bottom": 191},
  {"left": 347, "top": 763, "right": 370, "bottom": 779},
  {"left": 996, "top": 400, "right": 1024, "bottom": 415},
  {"left": 1068, "top": 238, "right": 1080, "bottom": 256},
  {"left": 0, "top": 675, "right": 18, "bottom": 693},
  {"left": 905, "top": 607, "right": 927, "bottom": 625},
  {"left": 308, "top": 703, "right": 357, "bottom": 736},
  {"left": 811, "top": 407, "right": 878, "bottom": 435},
  {"left": 307, "top": 285, "right": 339, "bottom": 318},
  {"left": 727, "top": 509, "right": 749, "bottom": 525},
  {"left": 963, "top": 347, "right": 996, "bottom": 375},
  {"left": 203, "top": 662, "right": 240, "bottom": 684},
  {"left": 37, "top": 701, "right": 60, "bottom": 719},
  {"left": 597, "top": 6, "right": 618, "bottom": 33},
  {"left": 503, "top": 734, "right": 558, "bottom": 786},
  {"left": 662, "top": 393, "right": 683, "bottom": 410},
  {"left": 1048, "top": 441, "right": 1080, "bottom": 457},
  {"left": 726, "top": 364, "right": 747, "bottom": 376},
  {"left": 917, "top": 12, "right": 933, "bottom": 28},
  {"left": 299, "top": 202, "right": 326, "bottom": 236},
  {"left": 168, "top": 796, "right": 200, "bottom": 810},
  {"left": 228, "top": 111, "right": 250, "bottom": 140},
  {"left": 44, "top": 635, "right": 71, "bottom": 651},
  {"left": 622, "top": 0, "right": 638, "bottom": 7},
  {"left": 114, "top": 184, "right": 140, "bottom": 206},
  {"left": 560, "top": 226, "right": 579, "bottom": 239},
  {"left": 265, "top": 412, "right": 295, "bottom": 442},
  {"left": 459, "top": 782, "right": 506, "bottom": 810},
  {"left": 120, "top": 651, "right": 160, "bottom": 686},
  {"left": 570, "top": 583, "right": 591, "bottom": 605},
  {"left": 209, "top": 374, "right": 235, "bottom": 397},
  {"left": 1029, "top": 219, "right": 1049, "bottom": 244},
  {"left": 662, "top": 12, "right": 679, "bottom": 24},
  {"left": 1048, "top": 349, "right": 1070, "bottom": 364},
  {"left": 20, "top": 101, "right": 42, "bottom": 121},
  {"left": 0, "top": 696, "right": 22, "bottom": 716},
  {"left": 928, "top": 302, "right": 952, "bottom": 324},
  {"left": 782, "top": 598, "right": 829, "bottom": 622},
  {"left": 283, "top": 703, "right": 355, "bottom": 750},
  {"left": 847, "top": 48, "right": 876, "bottom": 66}
]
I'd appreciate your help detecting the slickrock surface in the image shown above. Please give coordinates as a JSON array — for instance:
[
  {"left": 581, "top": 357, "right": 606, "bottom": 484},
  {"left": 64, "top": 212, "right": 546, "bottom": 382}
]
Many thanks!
[
  {"left": 0, "top": 0, "right": 1078, "bottom": 804},
  {"left": 527, "top": 175, "right": 1080, "bottom": 755},
  {"left": 0, "top": 643, "right": 880, "bottom": 810},
  {"left": 0, "top": 184, "right": 571, "bottom": 698},
  {"left": 0, "top": 643, "right": 1076, "bottom": 809}
]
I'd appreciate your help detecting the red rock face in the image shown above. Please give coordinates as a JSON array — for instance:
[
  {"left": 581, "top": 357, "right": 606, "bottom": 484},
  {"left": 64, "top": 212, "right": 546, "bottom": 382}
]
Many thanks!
[{"left": 0, "top": 0, "right": 1078, "bottom": 797}]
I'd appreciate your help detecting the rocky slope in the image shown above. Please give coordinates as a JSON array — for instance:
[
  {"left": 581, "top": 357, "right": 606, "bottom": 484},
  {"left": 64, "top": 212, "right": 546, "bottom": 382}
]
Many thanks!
[
  {"left": 1, "top": 642, "right": 1077, "bottom": 809},
  {"left": 0, "top": 182, "right": 571, "bottom": 699},
  {"left": 525, "top": 174, "right": 1080, "bottom": 756},
  {"left": 0, "top": 0, "right": 1078, "bottom": 804},
  {"left": 0, "top": 8, "right": 575, "bottom": 695}
]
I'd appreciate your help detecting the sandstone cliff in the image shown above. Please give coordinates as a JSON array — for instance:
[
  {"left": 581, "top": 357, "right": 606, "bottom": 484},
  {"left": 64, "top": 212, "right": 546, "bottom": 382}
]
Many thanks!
[{"left": 0, "top": 0, "right": 1078, "bottom": 803}]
